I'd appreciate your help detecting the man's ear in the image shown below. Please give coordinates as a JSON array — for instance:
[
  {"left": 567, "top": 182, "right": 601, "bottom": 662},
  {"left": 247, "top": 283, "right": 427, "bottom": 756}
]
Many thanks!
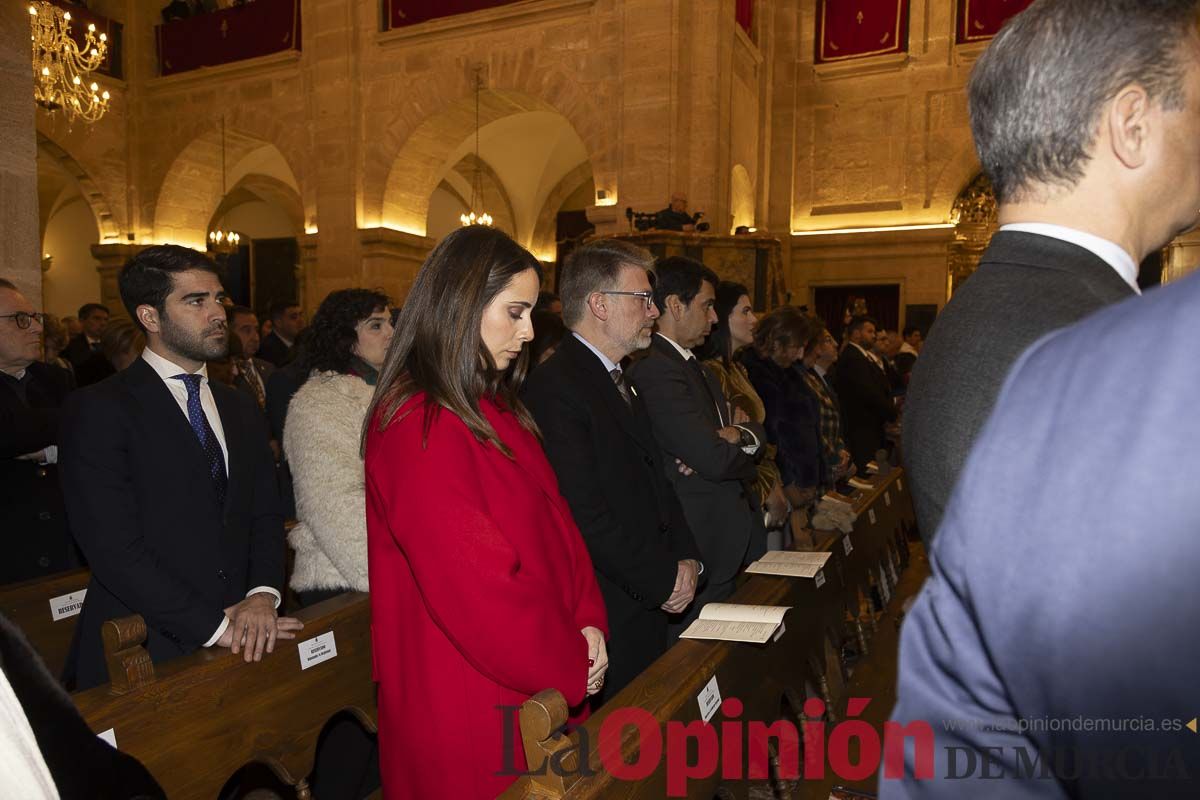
[
  {"left": 1107, "top": 84, "right": 1153, "bottom": 170},
  {"left": 586, "top": 292, "right": 610, "bottom": 322},
  {"left": 137, "top": 304, "right": 161, "bottom": 334},
  {"left": 666, "top": 294, "right": 684, "bottom": 320}
]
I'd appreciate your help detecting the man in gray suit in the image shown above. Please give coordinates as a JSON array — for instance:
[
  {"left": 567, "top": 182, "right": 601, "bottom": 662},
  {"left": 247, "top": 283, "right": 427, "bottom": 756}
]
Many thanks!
[
  {"left": 627, "top": 256, "right": 767, "bottom": 632},
  {"left": 883, "top": 269, "right": 1200, "bottom": 799},
  {"left": 903, "top": 0, "right": 1200, "bottom": 543}
]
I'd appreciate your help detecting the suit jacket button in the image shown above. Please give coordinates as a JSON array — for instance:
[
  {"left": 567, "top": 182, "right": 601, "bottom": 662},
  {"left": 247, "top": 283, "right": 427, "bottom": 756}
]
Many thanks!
[
  {"left": 217, "top": 569, "right": 228, "bottom": 581},
  {"left": 38, "top": 511, "right": 52, "bottom": 521},
  {"left": 37, "top": 556, "right": 50, "bottom": 567},
  {"left": 643, "top": 455, "right": 653, "bottom": 466},
  {"left": 658, "top": 523, "right": 669, "bottom": 533},
  {"left": 36, "top": 468, "right": 47, "bottom": 478}
]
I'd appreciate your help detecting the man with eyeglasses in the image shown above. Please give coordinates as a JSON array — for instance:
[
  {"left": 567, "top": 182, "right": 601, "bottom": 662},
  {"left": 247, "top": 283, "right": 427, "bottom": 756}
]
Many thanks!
[
  {"left": 523, "top": 239, "right": 704, "bottom": 701},
  {"left": 0, "top": 279, "right": 78, "bottom": 585}
]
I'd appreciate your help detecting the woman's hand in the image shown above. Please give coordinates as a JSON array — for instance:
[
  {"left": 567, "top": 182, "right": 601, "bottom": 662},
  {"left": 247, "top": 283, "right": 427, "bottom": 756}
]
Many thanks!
[{"left": 581, "top": 626, "right": 608, "bottom": 696}]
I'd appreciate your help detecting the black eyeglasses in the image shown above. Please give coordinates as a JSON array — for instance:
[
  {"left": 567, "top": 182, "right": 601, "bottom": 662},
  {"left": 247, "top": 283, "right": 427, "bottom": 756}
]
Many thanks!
[
  {"left": 0, "top": 312, "right": 46, "bottom": 330},
  {"left": 600, "top": 290, "right": 655, "bottom": 310}
]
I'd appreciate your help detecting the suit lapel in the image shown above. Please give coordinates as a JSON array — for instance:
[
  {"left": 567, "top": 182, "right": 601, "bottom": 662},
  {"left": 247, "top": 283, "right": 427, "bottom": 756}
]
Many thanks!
[
  {"left": 651, "top": 334, "right": 721, "bottom": 427},
  {"left": 561, "top": 335, "right": 653, "bottom": 455},
  {"left": 211, "top": 384, "right": 243, "bottom": 513},
  {"left": 122, "top": 359, "right": 214, "bottom": 494}
]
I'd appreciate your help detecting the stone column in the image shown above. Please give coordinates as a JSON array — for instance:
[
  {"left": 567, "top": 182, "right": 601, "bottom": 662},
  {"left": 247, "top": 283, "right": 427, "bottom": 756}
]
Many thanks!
[
  {"left": 358, "top": 227, "right": 435, "bottom": 305},
  {"left": 1, "top": 3, "right": 40, "bottom": 303},
  {"left": 91, "top": 243, "right": 150, "bottom": 318}
]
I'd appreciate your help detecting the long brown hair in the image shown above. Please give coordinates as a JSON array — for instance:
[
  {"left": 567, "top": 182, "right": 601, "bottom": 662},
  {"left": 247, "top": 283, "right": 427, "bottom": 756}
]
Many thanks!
[{"left": 363, "top": 225, "right": 543, "bottom": 458}]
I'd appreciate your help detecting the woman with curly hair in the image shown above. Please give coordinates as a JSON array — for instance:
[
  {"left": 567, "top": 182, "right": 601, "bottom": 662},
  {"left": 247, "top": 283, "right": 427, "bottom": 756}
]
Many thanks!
[{"left": 284, "top": 288, "right": 393, "bottom": 606}]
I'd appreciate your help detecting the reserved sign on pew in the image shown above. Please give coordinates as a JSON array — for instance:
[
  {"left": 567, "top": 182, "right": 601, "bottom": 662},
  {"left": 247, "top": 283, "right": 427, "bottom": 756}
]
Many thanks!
[
  {"left": 49, "top": 589, "right": 86, "bottom": 621},
  {"left": 298, "top": 631, "right": 338, "bottom": 670}
]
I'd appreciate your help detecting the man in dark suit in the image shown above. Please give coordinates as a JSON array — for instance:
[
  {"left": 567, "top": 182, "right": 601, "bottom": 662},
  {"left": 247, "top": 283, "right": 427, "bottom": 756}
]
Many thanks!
[
  {"left": 884, "top": 269, "right": 1200, "bottom": 799},
  {"left": 59, "top": 245, "right": 302, "bottom": 690},
  {"left": 256, "top": 299, "right": 305, "bottom": 367},
  {"left": 62, "top": 302, "right": 114, "bottom": 387},
  {"left": 523, "top": 240, "right": 703, "bottom": 697},
  {"left": 834, "top": 315, "right": 896, "bottom": 471},
  {"left": 902, "top": 0, "right": 1200, "bottom": 545},
  {"left": 0, "top": 279, "right": 78, "bottom": 585},
  {"left": 627, "top": 256, "right": 767, "bottom": 631},
  {"left": 226, "top": 305, "right": 274, "bottom": 412}
]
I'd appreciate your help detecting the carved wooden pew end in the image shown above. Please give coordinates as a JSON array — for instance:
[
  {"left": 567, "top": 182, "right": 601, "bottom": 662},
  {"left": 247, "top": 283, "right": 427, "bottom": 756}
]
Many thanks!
[
  {"left": 101, "top": 615, "right": 156, "bottom": 695},
  {"left": 518, "top": 689, "right": 578, "bottom": 796}
]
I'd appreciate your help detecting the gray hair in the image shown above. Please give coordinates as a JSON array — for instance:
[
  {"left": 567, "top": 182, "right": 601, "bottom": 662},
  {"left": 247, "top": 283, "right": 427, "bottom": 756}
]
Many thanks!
[
  {"left": 969, "top": 0, "right": 1199, "bottom": 203},
  {"left": 559, "top": 239, "right": 655, "bottom": 328}
]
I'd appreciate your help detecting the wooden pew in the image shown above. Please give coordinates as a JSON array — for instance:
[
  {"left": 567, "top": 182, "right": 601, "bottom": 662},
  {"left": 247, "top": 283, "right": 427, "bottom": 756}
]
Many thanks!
[
  {"left": 0, "top": 521, "right": 302, "bottom": 681},
  {"left": 501, "top": 469, "right": 914, "bottom": 800},
  {"left": 0, "top": 567, "right": 89, "bottom": 677},
  {"left": 72, "top": 591, "right": 374, "bottom": 800}
]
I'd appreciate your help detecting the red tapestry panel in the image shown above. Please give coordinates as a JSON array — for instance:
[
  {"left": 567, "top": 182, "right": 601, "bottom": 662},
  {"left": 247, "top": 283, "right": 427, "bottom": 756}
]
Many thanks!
[
  {"left": 815, "top": 0, "right": 910, "bottom": 64},
  {"left": 385, "top": 0, "right": 526, "bottom": 29},
  {"left": 47, "top": 0, "right": 123, "bottom": 79},
  {"left": 736, "top": 0, "right": 753, "bottom": 35},
  {"left": 956, "top": 0, "right": 1036, "bottom": 44},
  {"left": 157, "top": 0, "right": 300, "bottom": 77}
]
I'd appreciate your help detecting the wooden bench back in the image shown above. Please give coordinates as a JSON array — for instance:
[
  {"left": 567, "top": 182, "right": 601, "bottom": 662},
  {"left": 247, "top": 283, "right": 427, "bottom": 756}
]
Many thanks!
[
  {"left": 501, "top": 470, "right": 914, "bottom": 799},
  {"left": 72, "top": 591, "right": 374, "bottom": 799},
  {"left": 0, "top": 567, "right": 90, "bottom": 677}
]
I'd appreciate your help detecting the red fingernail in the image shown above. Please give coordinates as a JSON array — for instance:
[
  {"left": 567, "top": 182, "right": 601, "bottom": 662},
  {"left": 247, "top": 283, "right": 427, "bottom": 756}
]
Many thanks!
[{"left": 588, "top": 658, "right": 595, "bottom": 666}]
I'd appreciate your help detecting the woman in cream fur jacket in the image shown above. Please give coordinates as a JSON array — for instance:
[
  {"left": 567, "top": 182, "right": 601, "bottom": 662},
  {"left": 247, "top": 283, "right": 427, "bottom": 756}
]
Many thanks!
[{"left": 284, "top": 288, "right": 393, "bottom": 606}]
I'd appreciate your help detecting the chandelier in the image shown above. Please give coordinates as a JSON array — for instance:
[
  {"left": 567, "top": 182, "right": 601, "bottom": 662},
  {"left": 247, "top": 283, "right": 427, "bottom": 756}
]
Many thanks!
[
  {"left": 459, "top": 68, "right": 493, "bottom": 227},
  {"left": 208, "top": 115, "right": 241, "bottom": 254},
  {"left": 29, "top": 2, "right": 110, "bottom": 124}
]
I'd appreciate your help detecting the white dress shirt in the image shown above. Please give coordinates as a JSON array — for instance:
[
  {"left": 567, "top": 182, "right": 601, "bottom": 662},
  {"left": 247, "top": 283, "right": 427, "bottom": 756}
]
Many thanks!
[
  {"left": 140, "top": 348, "right": 281, "bottom": 647},
  {"left": 1000, "top": 222, "right": 1141, "bottom": 295}
]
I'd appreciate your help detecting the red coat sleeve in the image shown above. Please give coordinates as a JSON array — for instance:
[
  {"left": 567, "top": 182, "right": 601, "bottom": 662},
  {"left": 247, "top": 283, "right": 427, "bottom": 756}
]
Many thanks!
[{"left": 367, "top": 408, "right": 592, "bottom": 706}]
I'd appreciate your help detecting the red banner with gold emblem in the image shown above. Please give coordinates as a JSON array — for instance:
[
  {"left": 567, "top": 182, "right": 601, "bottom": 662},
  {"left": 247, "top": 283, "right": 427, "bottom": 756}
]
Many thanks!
[
  {"left": 157, "top": 0, "right": 300, "bottom": 77},
  {"left": 385, "top": 0, "right": 526, "bottom": 29},
  {"left": 956, "top": 0, "right": 1036, "bottom": 44},
  {"left": 816, "top": 0, "right": 909, "bottom": 64}
]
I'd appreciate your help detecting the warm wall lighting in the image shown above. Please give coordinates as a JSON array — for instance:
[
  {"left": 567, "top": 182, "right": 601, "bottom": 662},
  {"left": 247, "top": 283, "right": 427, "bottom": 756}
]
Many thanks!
[
  {"left": 791, "top": 223, "right": 955, "bottom": 237},
  {"left": 304, "top": 224, "right": 318, "bottom": 235}
]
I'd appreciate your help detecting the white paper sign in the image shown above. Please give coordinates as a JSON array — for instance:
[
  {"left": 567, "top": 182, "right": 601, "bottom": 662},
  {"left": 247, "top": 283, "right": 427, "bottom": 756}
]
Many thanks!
[
  {"left": 298, "top": 631, "right": 338, "bottom": 670},
  {"left": 772, "top": 621, "right": 787, "bottom": 642},
  {"left": 868, "top": 509, "right": 877, "bottom": 525},
  {"left": 878, "top": 565, "right": 891, "bottom": 605},
  {"left": 97, "top": 728, "right": 117, "bottom": 748},
  {"left": 843, "top": 536, "right": 853, "bottom": 556},
  {"left": 697, "top": 674, "right": 722, "bottom": 722},
  {"left": 49, "top": 589, "right": 86, "bottom": 622},
  {"left": 884, "top": 491, "right": 892, "bottom": 507},
  {"left": 814, "top": 570, "right": 826, "bottom": 588}
]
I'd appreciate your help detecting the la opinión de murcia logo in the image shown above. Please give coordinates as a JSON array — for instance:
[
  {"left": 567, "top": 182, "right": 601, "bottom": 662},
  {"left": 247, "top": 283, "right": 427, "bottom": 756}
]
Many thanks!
[{"left": 497, "top": 698, "right": 1194, "bottom": 796}]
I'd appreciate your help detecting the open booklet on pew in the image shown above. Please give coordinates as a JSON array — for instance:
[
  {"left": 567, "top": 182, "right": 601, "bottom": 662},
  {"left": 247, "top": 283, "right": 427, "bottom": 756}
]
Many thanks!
[
  {"left": 679, "top": 603, "right": 791, "bottom": 644},
  {"left": 743, "top": 549, "right": 831, "bottom": 578}
]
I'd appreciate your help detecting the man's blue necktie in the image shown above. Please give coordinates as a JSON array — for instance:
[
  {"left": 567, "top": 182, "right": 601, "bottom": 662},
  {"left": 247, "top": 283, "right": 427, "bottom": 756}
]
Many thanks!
[{"left": 173, "top": 373, "right": 228, "bottom": 509}]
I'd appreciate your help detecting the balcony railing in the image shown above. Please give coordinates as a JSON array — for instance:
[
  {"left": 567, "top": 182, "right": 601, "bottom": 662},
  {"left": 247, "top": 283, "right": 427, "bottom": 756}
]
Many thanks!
[
  {"left": 383, "top": 0, "right": 527, "bottom": 30},
  {"left": 156, "top": 0, "right": 300, "bottom": 77}
]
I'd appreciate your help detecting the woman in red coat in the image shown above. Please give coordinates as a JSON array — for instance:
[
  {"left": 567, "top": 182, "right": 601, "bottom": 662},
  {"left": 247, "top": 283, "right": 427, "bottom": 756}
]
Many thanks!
[{"left": 363, "top": 226, "right": 610, "bottom": 798}]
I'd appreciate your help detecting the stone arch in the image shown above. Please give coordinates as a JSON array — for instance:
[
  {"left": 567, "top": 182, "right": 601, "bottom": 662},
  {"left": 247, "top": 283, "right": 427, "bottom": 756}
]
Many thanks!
[
  {"left": 150, "top": 108, "right": 310, "bottom": 249},
  {"left": 209, "top": 173, "right": 305, "bottom": 236},
  {"left": 528, "top": 162, "right": 594, "bottom": 260},
  {"left": 36, "top": 133, "right": 119, "bottom": 243},
  {"left": 927, "top": 140, "right": 983, "bottom": 216},
  {"left": 365, "top": 63, "right": 615, "bottom": 234}
]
